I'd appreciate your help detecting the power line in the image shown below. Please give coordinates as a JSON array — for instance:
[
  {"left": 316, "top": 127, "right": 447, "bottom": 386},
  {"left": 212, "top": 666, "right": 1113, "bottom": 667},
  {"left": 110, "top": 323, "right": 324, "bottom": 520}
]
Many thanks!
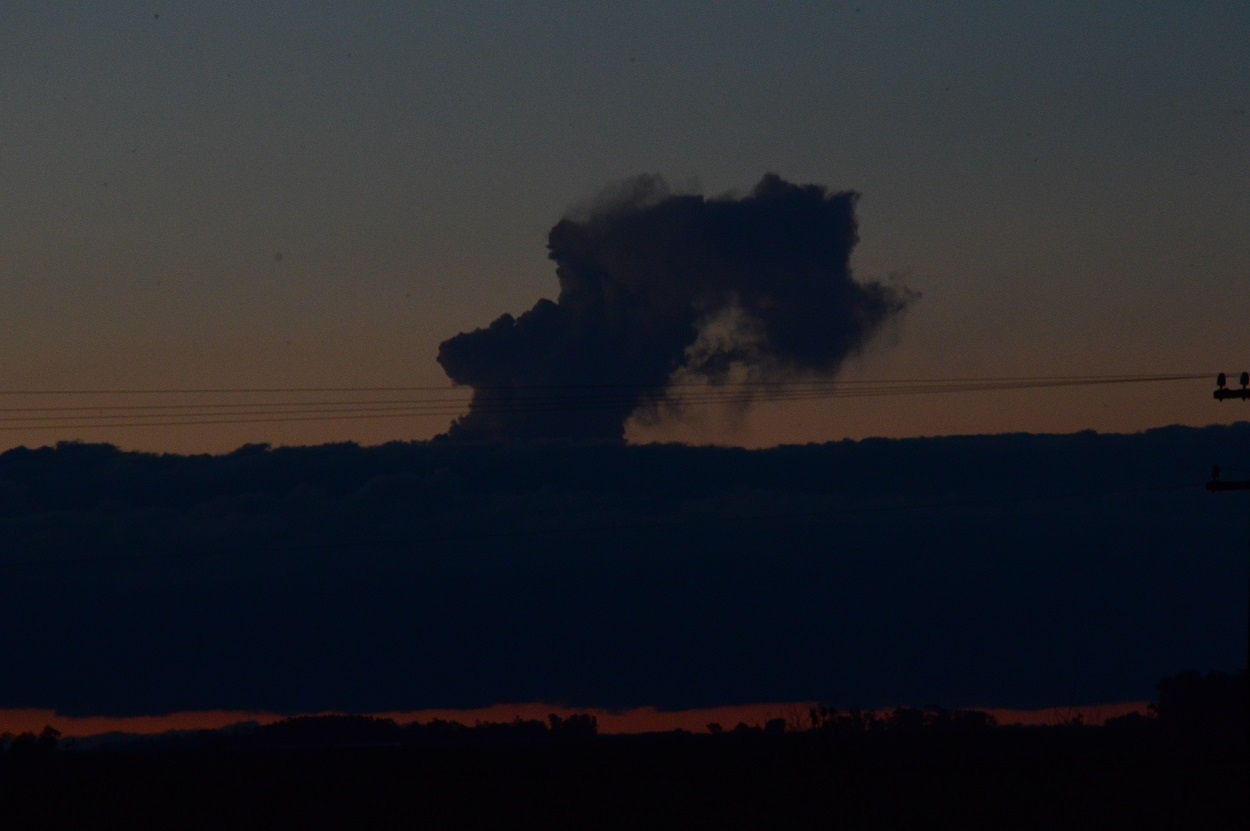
[
  {"left": 0, "top": 410, "right": 449, "bottom": 431},
  {"left": 0, "top": 372, "right": 1216, "bottom": 431}
]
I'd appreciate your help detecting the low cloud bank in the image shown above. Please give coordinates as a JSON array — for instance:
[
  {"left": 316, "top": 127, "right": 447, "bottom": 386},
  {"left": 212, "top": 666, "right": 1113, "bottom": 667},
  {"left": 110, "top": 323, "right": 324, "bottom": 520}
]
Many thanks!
[{"left": 0, "top": 425, "right": 1244, "bottom": 715}]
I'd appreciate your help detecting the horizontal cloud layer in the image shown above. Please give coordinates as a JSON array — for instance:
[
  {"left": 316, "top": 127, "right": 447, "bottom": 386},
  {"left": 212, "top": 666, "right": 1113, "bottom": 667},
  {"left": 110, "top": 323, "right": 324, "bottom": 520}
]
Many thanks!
[{"left": 0, "top": 425, "right": 1245, "bottom": 715}]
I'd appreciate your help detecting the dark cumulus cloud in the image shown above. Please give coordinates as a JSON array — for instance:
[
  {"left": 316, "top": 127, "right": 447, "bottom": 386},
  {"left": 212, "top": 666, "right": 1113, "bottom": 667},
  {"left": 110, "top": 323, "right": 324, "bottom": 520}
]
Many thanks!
[{"left": 437, "top": 174, "right": 914, "bottom": 442}]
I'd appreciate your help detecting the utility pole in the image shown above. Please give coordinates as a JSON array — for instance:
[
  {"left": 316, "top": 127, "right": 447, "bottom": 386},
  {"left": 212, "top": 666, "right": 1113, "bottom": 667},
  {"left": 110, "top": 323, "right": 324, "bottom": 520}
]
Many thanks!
[
  {"left": 1208, "top": 370, "right": 1250, "bottom": 493},
  {"left": 1213, "top": 371, "right": 1250, "bottom": 402},
  {"left": 1205, "top": 371, "right": 1250, "bottom": 720}
]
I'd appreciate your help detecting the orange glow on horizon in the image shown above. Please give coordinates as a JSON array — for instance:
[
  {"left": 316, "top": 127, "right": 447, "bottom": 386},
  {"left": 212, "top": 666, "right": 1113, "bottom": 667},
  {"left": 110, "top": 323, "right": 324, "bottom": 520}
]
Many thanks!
[{"left": 1, "top": 701, "right": 1149, "bottom": 740}]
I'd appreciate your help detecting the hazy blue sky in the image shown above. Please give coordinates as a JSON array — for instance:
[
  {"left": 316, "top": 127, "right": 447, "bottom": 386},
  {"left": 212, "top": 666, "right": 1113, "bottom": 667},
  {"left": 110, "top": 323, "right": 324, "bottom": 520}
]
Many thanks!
[{"left": 2, "top": 2, "right": 1247, "bottom": 452}]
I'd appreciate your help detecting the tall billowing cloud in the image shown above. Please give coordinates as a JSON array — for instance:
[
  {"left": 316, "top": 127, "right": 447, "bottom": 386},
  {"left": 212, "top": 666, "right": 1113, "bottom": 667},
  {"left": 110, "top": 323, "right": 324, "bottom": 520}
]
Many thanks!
[{"left": 437, "top": 174, "right": 913, "bottom": 442}]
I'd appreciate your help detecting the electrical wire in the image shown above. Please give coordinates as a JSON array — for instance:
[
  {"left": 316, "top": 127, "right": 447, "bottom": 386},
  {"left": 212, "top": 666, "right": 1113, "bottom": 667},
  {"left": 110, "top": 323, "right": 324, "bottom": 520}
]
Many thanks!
[{"left": 0, "top": 372, "right": 1219, "bottom": 431}]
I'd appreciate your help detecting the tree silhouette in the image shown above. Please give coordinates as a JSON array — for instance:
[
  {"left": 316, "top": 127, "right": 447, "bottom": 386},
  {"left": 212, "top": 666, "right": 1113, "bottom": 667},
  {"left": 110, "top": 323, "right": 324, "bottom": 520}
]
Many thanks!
[{"left": 1150, "top": 669, "right": 1248, "bottom": 742}]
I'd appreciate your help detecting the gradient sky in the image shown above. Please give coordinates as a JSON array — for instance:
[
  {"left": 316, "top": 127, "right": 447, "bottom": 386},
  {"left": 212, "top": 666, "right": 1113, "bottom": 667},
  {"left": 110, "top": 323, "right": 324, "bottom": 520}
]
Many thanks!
[{"left": 2, "top": 2, "right": 1247, "bottom": 453}]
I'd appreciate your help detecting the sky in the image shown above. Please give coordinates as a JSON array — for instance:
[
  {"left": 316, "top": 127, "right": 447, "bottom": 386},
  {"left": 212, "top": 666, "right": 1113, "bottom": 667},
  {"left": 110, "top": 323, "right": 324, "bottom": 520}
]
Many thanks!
[
  {"left": 2, "top": 2, "right": 1248, "bottom": 453},
  {"left": 2, "top": 5, "right": 1249, "bottom": 728}
]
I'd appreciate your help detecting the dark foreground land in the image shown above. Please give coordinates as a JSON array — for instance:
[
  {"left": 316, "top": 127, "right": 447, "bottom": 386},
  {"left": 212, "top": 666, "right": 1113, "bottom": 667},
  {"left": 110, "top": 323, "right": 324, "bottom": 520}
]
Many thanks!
[{"left": 2, "top": 727, "right": 1244, "bottom": 829}]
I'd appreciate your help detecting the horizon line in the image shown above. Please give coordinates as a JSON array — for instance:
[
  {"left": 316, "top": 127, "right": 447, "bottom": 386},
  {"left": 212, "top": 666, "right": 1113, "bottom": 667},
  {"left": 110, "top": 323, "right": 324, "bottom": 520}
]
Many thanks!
[{"left": 1, "top": 700, "right": 1150, "bottom": 741}]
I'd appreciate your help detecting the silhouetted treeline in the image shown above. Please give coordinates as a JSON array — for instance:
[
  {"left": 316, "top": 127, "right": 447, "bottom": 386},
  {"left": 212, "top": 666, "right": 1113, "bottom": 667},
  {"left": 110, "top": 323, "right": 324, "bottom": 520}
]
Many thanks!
[
  {"left": 2, "top": 712, "right": 1244, "bottom": 830},
  {"left": 806, "top": 703, "right": 997, "bottom": 735},
  {"left": 250, "top": 711, "right": 599, "bottom": 748},
  {"left": 1149, "top": 669, "right": 1248, "bottom": 743},
  {"left": 4, "top": 672, "right": 1245, "bottom": 828},
  {"left": 0, "top": 726, "right": 60, "bottom": 758},
  {"left": 10, "top": 669, "right": 1245, "bottom": 759},
  {"left": 3, "top": 713, "right": 603, "bottom": 755}
]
